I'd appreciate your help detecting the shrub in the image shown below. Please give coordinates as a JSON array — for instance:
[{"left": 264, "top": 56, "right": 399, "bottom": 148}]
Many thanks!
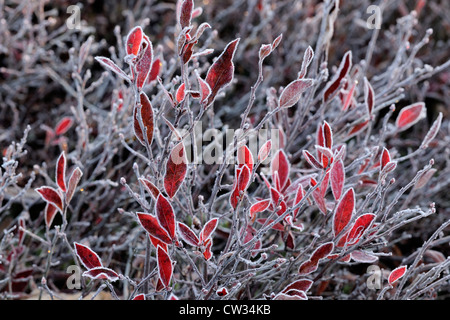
[{"left": 0, "top": 0, "right": 449, "bottom": 300}]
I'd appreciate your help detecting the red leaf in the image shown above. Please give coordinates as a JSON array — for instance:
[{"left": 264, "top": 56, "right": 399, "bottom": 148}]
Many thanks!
[
  {"left": 66, "top": 167, "right": 83, "bottom": 205},
  {"left": 157, "top": 246, "right": 173, "bottom": 288},
  {"left": 35, "top": 186, "right": 63, "bottom": 211},
  {"left": 137, "top": 213, "right": 172, "bottom": 244},
  {"left": 237, "top": 145, "right": 254, "bottom": 172},
  {"left": 216, "top": 287, "right": 228, "bottom": 297},
  {"left": 311, "top": 242, "right": 334, "bottom": 262},
  {"left": 202, "top": 238, "right": 213, "bottom": 260},
  {"left": 56, "top": 152, "right": 67, "bottom": 192},
  {"left": 199, "top": 218, "right": 219, "bottom": 243},
  {"left": 135, "top": 36, "right": 153, "bottom": 89},
  {"left": 139, "top": 177, "right": 161, "bottom": 200},
  {"left": 249, "top": 199, "right": 271, "bottom": 221},
  {"left": 126, "top": 26, "right": 143, "bottom": 56},
  {"left": 330, "top": 159, "right": 345, "bottom": 200},
  {"left": 271, "top": 149, "right": 290, "bottom": 189},
  {"left": 293, "top": 184, "right": 305, "bottom": 218},
  {"left": 133, "top": 92, "right": 154, "bottom": 146},
  {"left": 345, "top": 213, "right": 376, "bottom": 245},
  {"left": 303, "top": 150, "right": 323, "bottom": 170},
  {"left": 322, "top": 121, "right": 333, "bottom": 149},
  {"left": 274, "top": 290, "right": 308, "bottom": 300},
  {"left": 388, "top": 265, "right": 407, "bottom": 285},
  {"left": 195, "top": 70, "right": 211, "bottom": 105},
  {"left": 348, "top": 120, "right": 369, "bottom": 136},
  {"left": 175, "top": 83, "right": 186, "bottom": 103},
  {"left": 323, "top": 51, "right": 352, "bottom": 103},
  {"left": 156, "top": 195, "right": 176, "bottom": 240},
  {"left": 177, "top": 222, "right": 199, "bottom": 247},
  {"left": 205, "top": 38, "right": 240, "bottom": 105},
  {"left": 282, "top": 279, "right": 313, "bottom": 294},
  {"left": 74, "top": 242, "right": 103, "bottom": 270},
  {"left": 164, "top": 142, "right": 188, "bottom": 198},
  {"left": 380, "top": 147, "right": 391, "bottom": 170},
  {"left": 278, "top": 78, "right": 314, "bottom": 108},
  {"left": 396, "top": 102, "right": 426, "bottom": 131},
  {"left": 258, "top": 140, "right": 272, "bottom": 162},
  {"left": 364, "top": 77, "right": 374, "bottom": 115},
  {"left": 95, "top": 56, "right": 130, "bottom": 82},
  {"left": 311, "top": 172, "right": 330, "bottom": 214},
  {"left": 149, "top": 235, "right": 168, "bottom": 252},
  {"left": 45, "top": 203, "right": 58, "bottom": 228},
  {"left": 298, "top": 259, "right": 318, "bottom": 275},
  {"left": 55, "top": 117, "right": 73, "bottom": 135},
  {"left": 83, "top": 267, "right": 119, "bottom": 282},
  {"left": 179, "top": 0, "right": 194, "bottom": 29},
  {"left": 332, "top": 188, "right": 355, "bottom": 237},
  {"left": 147, "top": 58, "right": 162, "bottom": 83},
  {"left": 133, "top": 293, "right": 146, "bottom": 300}
]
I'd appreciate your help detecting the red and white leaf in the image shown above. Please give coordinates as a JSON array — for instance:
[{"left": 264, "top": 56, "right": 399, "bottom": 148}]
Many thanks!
[
  {"left": 323, "top": 51, "right": 352, "bottom": 103},
  {"left": 311, "top": 242, "right": 334, "bottom": 262},
  {"left": 202, "top": 238, "right": 213, "bottom": 260},
  {"left": 298, "top": 259, "right": 318, "bottom": 275},
  {"left": 149, "top": 235, "right": 168, "bottom": 252},
  {"left": 199, "top": 218, "right": 219, "bottom": 243},
  {"left": 74, "top": 242, "right": 103, "bottom": 270},
  {"left": 332, "top": 188, "right": 355, "bottom": 237},
  {"left": 271, "top": 149, "right": 290, "bottom": 189},
  {"left": 95, "top": 56, "right": 130, "bottom": 82},
  {"left": 147, "top": 58, "right": 162, "bottom": 83},
  {"left": 330, "top": 159, "right": 345, "bottom": 200},
  {"left": 345, "top": 213, "right": 376, "bottom": 245},
  {"left": 278, "top": 78, "right": 314, "bottom": 108},
  {"left": 126, "top": 26, "right": 143, "bottom": 56},
  {"left": 388, "top": 265, "right": 407, "bottom": 285},
  {"left": 135, "top": 37, "right": 153, "bottom": 89},
  {"left": 237, "top": 145, "right": 254, "bottom": 172},
  {"left": 293, "top": 184, "right": 305, "bottom": 218},
  {"left": 216, "top": 287, "right": 228, "bottom": 297},
  {"left": 249, "top": 199, "right": 271, "bottom": 221},
  {"left": 56, "top": 152, "right": 67, "bottom": 192},
  {"left": 66, "top": 167, "right": 83, "bottom": 205},
  {"left": 177, "top": 222, "right": 199, "bottom": 247},
  {"left": 395, "top": 102, "right": 426, "bottom": 131},
  {"left": 35, "top": 186, "right": 63, "bottom": 211},
  {"left": 164, "top": 142, "right": 188, "bottom": 198},
  {"left": 55, "top": 117, "right": 73, "bottom": 135},
  {"left": 157, "top": 246, "right": 173, "bottom": 288},
  {"left": 179, "top": 0, "right": 194, "bottom": 29},
  {"left": 258, "top": 140, "right": 272, "bottom": 162},
  {"left": 175, "top": 83, "right": 186, "bottom": 103},
  {"left": 303, "top": 150, "right": 323, "bottom": 170},
  {"left": 139, "top": 177, "right": 161, "bottom": 199},
  {"left": 347, "top": 120, "right": 370, "bottom": 137},
  {"left": 83, "top": 267, "right": 120, "bottom": 282},
  {"left": 133, "top": 293, "right": 146, "bottom": 300},
  {"left": 137, "top": 213, "right": 172, "bottom": 244},
  {"left": 364, "top": 77, "right": 375, "bottom": 115},
  {"left": 205, "top": 38, "right": 240, "bottom": 105},
  {"left": 133, "top": 92, "right": 154, "bottom": 146},
  {"left": 156, "top": 194, "right": 176, "bottom": 240},
  {"left": 380, "top": 147, "right": 391, "bottom": 170},
  {"left": 45, "top": 203, "right": 58, "bottom": 228},
  {"left": 281, "top": 279, "right": 313, "bottom": 294},
  {"left": 195, "top": 70, "right": 211, "bottom": 104},
  {"left": 274, "top": 290, "right": 308, "bottom": 300}
]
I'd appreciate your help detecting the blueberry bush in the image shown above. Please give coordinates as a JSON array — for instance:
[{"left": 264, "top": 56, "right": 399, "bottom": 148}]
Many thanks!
[{"left": 0, "top": 0, "right": 449, "bottom": 300}]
